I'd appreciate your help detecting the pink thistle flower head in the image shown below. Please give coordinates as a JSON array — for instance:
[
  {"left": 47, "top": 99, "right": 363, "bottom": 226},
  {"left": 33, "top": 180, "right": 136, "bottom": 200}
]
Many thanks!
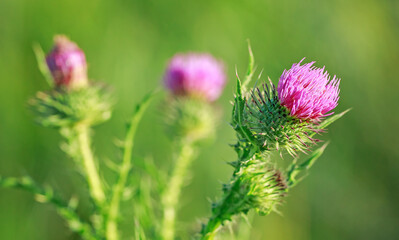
[
  {"left": 278, "top": 59, "right": 340, "bottom": 120},
  {"left": 46, "top": 35, "right": 88, "bottom": 89},
  {"left": 163, "top": 53, "right": 226, "bottom": 102}
]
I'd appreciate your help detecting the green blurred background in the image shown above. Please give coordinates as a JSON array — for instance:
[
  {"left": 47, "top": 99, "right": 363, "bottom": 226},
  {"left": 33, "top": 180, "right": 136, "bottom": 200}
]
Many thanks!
[{"left": 1, "top": 0, "right": 398, "bottom": 239}]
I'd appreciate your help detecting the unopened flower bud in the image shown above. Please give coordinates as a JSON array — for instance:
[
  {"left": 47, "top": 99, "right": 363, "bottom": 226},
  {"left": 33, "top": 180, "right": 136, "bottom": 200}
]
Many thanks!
[
  {"left": 235, "top": 157, "right": 287, "bottom": 216},
  {"left": 211, "top": 155, "right": 286, "bottom": 221},
  {"left": 46, "top": 35, "right": 88, "bottom": 89},
  {"left": 163, "top": 53, "right": 226, "bottom": 102}
]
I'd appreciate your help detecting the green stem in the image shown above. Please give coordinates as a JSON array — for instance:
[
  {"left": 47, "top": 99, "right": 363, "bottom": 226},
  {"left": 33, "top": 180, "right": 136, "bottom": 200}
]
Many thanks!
[
  {"left": 105, "top": 122, "right": 138, "bottom": 240},
  {"left": 105, "top": 92, "right": 154, "bottom": 240},
  {"left": 161, "top": 142, "right": 195, "bottom": 240},
  {"left": 76, "top": 124, "right": 106, "bottom": 207},
  {"left": 0, "top": 176, "right": 98, "bottom": 240},
  {"left": 200, "top": 217, "right": 222, "bottom": 240},
  {"left": 199, "top": 184, "right": 234, "bottom": 240},
  {"left": 199, "top": 151, "right": 253, "bottom": 240}
]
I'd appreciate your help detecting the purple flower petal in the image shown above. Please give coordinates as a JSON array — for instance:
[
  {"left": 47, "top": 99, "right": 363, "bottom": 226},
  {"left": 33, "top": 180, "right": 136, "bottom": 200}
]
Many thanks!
[
  {"left": 46, "top": 35, "right": 88, "bottom": 88},
  {"left": 278, "top": 59, "right": 340, "bottom": 120},
  {"left": 163, "top": 53, "right": 226, "bottom": 102}
]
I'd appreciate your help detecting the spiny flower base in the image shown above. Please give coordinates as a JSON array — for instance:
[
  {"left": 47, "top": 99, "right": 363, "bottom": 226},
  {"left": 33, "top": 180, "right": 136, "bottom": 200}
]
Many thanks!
[
  {"left": 29, "top": 84, "right": 112, "bottom": 128},
  {"left": 164, "top": 97, "right": 217, "bottom": 143},
  {"left": 245, "top": 83, "right": 321, "bottom": 156}
]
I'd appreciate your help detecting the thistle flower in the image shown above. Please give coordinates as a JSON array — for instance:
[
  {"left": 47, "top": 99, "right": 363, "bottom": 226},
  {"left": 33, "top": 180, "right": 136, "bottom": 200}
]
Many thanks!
[
  {"left": 31, "top": 35, "right": 112, "bottom": 128},
  {"left": 278, "top": 59, "right": 340, "bottom": 120},
  {"left": 163, "top": 53, "right": 225, "bottom": 142},
  {"left": 163, "top": 53, "right": 226, "bottom": 102},
  {"left": 46, "top": 35, "right": 88, "bottom": 89},
  {"left": 161, "top": 53, "right": 226, "bottom": 240},
  {"left": 200, "top": 50, "right": 347, "bottom": 240},
  {"left": 242, "top": 59, "right": 341, "bottom": 155}
]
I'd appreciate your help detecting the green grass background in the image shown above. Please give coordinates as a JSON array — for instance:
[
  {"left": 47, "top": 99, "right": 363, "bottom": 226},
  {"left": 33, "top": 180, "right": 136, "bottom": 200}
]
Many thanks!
[{"left": 0, "top": 0, "right": 398, "bottom": 239}]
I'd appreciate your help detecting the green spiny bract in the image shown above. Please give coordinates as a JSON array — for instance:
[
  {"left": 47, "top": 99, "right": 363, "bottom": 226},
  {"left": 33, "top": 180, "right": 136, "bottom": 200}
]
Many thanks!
[
  {"left": 244, "top": 83, "right": 319, "bottom": 156},
  {"left": 164, "top": 98, "right": 216, "bottom": 143},
  {"left": 29, "top": 84, "right": 112, "bottom": 128},
  {"left": 211, "top": 155, "right": 286, "bottom": 224}
]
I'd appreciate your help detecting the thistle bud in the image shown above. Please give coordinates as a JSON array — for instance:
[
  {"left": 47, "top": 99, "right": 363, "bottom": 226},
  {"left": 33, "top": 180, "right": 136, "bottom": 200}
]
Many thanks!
[
  {"left": 46, "top": 35, "right": 88, "bottom": 89},
  {"left": 163, "top": 53, "right": 226, "bottom": 102},
  {"left": 211, "top": 155, "right": 286, "bottom": 222}
]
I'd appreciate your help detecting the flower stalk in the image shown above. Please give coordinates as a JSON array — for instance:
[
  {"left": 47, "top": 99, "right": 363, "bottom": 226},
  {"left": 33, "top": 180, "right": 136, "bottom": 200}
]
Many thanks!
[
  {"left": 76, "top": 124, "right": 106, "bottom": 206},
  {"left": 161, "top": 141, "right": 195, "bottom": 240},
  {"left": 199, "top": 178, "right": 240, "bottom": 240},
  {"left": 105, "top": 91, "right": 155, "bottom": 240},
  {"left": 200, "top": 218, "right": 222, "bottom": 240}
]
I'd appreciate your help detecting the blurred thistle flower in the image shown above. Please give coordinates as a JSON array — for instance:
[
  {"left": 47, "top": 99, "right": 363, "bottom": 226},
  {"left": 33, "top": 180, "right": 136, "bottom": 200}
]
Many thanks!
[
  {"left": 161, "top": 53, "right": 226, "bottom": 240},
  {"left": 163, "top": 52, "right": 226, "bottom": 142},
  {"left": 46, "top": 35, "right": 88, "bottom": 89},
  {"left": 30, "top": 35, "right": 113, "bottom": 128},
  {"left": 163, "top": 53, "right": 226, "bottom": 102},
  {"left": 278, "top": 59, "right": 340, "bottom": 120}
]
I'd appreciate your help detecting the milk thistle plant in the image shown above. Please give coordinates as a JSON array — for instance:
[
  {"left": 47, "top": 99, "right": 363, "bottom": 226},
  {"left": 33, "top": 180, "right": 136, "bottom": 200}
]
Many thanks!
[{"left": 0, "top": 36, "right": 348, "bottom": 240}]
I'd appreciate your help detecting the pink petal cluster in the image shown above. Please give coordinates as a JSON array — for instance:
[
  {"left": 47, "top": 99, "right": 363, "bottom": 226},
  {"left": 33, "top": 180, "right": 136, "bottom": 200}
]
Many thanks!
[
  {"left": 46, "top": 35, "right": 88, "bottom": 88},
  {"left": 163, "top": 53, "right": 226, "bottom": 102},
  {"left": 278, "top": 59, "right": 340, "bottom": 120}
]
